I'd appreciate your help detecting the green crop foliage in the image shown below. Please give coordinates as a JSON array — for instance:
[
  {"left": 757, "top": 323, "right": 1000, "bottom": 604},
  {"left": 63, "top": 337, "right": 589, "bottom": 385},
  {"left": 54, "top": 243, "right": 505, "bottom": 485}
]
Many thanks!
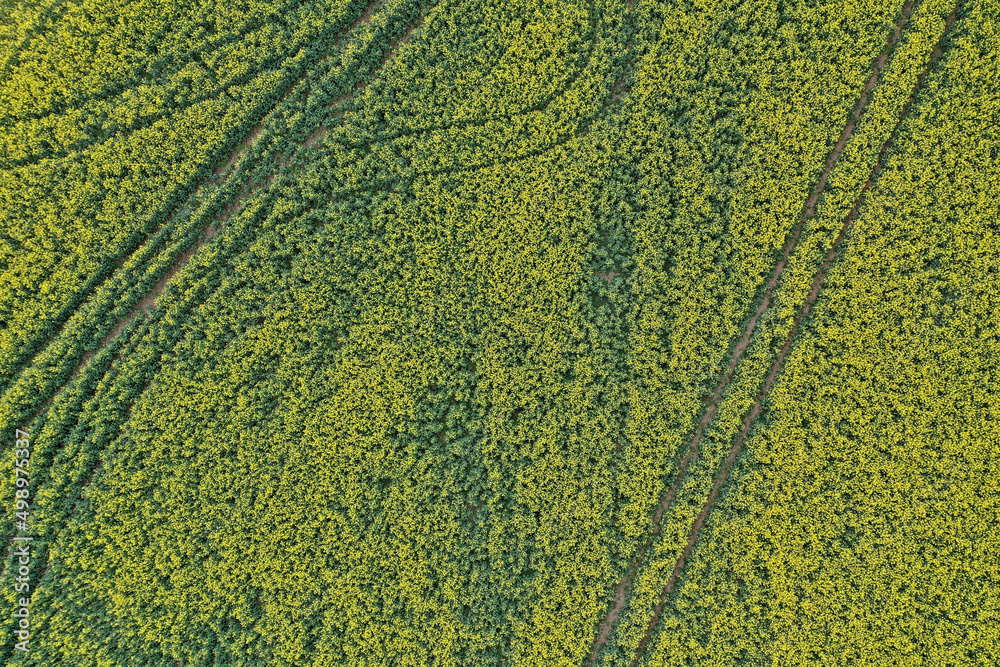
[
  {"left": 1, "top": 0, "right": 997, "bottom": 664},
  {"left": 641, "top": 1, "right": 1000, "bottom": 664}
]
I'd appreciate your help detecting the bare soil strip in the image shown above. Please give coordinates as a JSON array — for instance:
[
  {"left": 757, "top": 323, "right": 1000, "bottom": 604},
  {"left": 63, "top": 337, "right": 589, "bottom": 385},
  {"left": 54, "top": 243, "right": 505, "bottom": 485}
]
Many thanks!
[
  {"left": 23, "top": 0, "right": 424, "bottom": 435},
  {"left": 2, "top": 1, "right": 386, "bottom": 398},
  {"left": 584, "top": 2, "right": 919, "bottom": 664},
  {"left": 626, "top": 3, "right": 962, "bottom": 665},
  {"left": 0, "top": 98, "right": 268, "bottom": 395},
  {"left": 7, "top": 0, "right": 397, "bottom": 417},
  {"left": 382, "top": 15, "right": 423, "bottom": 66},
  {"left": 47, "top": 126, "right": 259, "bottom": 411},
  {"left": 98, "top": 0, "right": 407, "bottom": 348},
  {"left": 3, "top": 7, "right": 423, "bottom": 658},
  {"left": 307, "top": 9, "right": 423, "bottom": 150}
]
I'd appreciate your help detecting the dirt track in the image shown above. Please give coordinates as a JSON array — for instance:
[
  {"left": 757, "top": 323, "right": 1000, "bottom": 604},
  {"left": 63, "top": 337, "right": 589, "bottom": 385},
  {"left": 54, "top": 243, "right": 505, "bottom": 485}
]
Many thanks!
[
  {"left": 17, "top": 0, "right": 424, "bottom": 431},
  {"left": 3, "top": 0, "right": 392, "bottom": 407},
  {"left": 4, "top": 7, "right": 428, "bottom": 656},
  {"left": 625, "top": 2, "right": 963, "bottom": 664},
  {"left": 584, "top": 1, "right": 921, "bottom": 664}
]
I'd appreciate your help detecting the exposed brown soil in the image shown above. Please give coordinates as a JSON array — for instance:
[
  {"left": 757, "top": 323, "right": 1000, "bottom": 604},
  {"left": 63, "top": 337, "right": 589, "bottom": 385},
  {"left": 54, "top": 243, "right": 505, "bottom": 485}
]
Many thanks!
[
  {"left": 217, "top": 190, "right": 247, "bottom": 225},
  {"left": 214, "top": 124, "right": 263, "bottom": 176},
  {"left": 595, "top": 271, "right": 618, "bottom": 284},
  {"left": 626, "top": 3, "right": 961, "bottom": 664},
  {"left": 12, "top": 2, "right": 389, "bottom": 394},
  {"left": 5, "top": 3, "right": 387, "bottom": 398},
  {"left": 399, "top": 17, "right": 423, "bottom": 46},
  {"left": 328, "top": 11, "right": 425, "bottom": 121},
  {"left": 328, "top": 90, "right": 355, "bottom": 112},
  {"left": 34, "top": 114, "right": 268, "bottom": 426},
  {"left": 144, "top": 227, "right": 218, "bottom": 311},
  {"left": 99, "top": 196, "right": 227, "bottom": 354},
  {"left": 11, "top": 2, "right": 418, "bottom": 627},
  {"left": 585, "top": 2, "right": 920, "bottom": 664},
  {"left": 213, "top": 146, "right": 243, "bottom": 177},
  {"left": 273, "top": 9, "right": 424, "bottom": 182},
  {"left": 606, "top": 2, "right": 637, "bottom": 108},
  {"left": 56, "top": 2, "right": 426, "bottom": 390},
  {"left": 305, "top": 125, "right": 328, "bottom": 148},
  {"left": 244, "top": 123, "right": 264, "bottom": 146},
  {"left": 610, "top": 78, "right": 631, "bottom": 104},
  {"left": 14, "top": 117, "right": 263, "bottom": 425},
  {"left": 463, "top": 495, "right": 485, "bottom": 522},
  {"left": 463, "top": 500, "right": 482, "bottom": 521}
]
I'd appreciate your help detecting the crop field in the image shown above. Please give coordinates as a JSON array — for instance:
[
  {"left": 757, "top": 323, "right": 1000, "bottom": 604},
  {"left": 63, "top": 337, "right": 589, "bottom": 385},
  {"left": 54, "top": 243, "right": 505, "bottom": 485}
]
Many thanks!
[{"left": 1, "top": 0, "right": 997, "bottom": 664}]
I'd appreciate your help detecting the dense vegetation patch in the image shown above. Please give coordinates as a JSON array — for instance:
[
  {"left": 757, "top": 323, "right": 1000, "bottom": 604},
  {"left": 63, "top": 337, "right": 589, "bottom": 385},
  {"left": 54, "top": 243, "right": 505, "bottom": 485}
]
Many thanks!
[{"left": 1, "top": 0, "right": 996, "bottom": 664}]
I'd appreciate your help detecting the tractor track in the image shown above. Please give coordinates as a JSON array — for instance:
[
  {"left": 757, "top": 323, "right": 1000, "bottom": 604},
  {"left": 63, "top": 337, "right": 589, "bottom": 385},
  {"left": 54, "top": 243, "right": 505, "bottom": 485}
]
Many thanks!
[
  {"left": 5, "top": 54, "right": 286, "bottom": 171},
  {"left": 0, "top": 2, "right": 431, "bottom": 628},
  {"left": 626, "top": 1, "right": 963, "bottom": 664},
  {"left": 2, "top": 0, "right": 594, "bottom": 400},
  {"left": 0, "top": 0, "right": 394, "bottom": 403},
  {"left": 3, "top": 2, "right": 629, "bottom": 660},
  {"left": 585, "top": 0, "right": 921, "bottom": 663}
]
